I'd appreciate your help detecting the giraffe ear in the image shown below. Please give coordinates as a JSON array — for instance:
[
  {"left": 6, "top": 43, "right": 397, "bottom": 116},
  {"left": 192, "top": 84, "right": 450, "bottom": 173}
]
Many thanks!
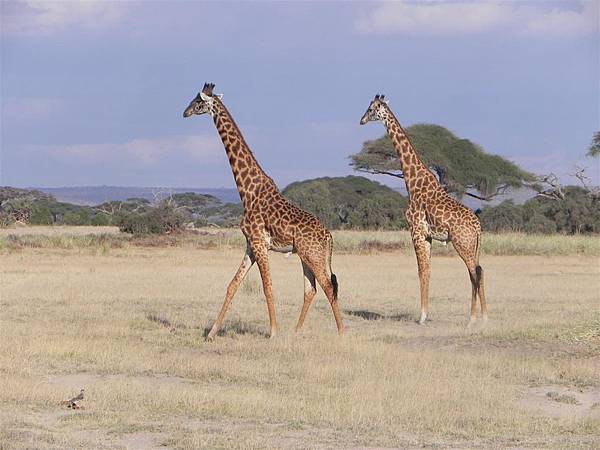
[
  {"left": 215, "top": 93, "right": 223, "bottom": 100},
  {"left": 200, "top": 92, "right": 212, "bottom": 102}
]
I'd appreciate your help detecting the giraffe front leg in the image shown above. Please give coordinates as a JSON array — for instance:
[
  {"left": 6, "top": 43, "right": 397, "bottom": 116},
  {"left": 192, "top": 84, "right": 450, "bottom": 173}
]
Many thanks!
[
  {"left": 251, "top": 240, "right": 278, "bottom": 338},
  {"left": 206, "top": 242, "right": 255, "bottom": 341},
  {"left": 412, "top": 232, "right": 432, "bottom": 325}
]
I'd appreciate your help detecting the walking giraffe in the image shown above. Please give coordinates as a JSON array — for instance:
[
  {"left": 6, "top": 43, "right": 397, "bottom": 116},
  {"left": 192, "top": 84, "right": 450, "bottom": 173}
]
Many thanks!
[
  {"left": 360, "top": 94, "right": 487, "bottom": 325},
  {"left": 184, "top": 83, "right": 344, "bottom": 339}
]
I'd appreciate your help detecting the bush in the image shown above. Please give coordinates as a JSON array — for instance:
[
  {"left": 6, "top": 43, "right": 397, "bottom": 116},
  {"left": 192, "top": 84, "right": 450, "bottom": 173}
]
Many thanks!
[
  {"left": 479, "top": 200, "right": 523, "bottom": 232},
  {"left": 62, "top": 210, "right": 91, "bottom": 226},
  {"left": 118, "top": 203, "right": 186, "bottom": 235},
  {"left": 479, "top": 186, "right": 599, "bottom": 234},
  {"left": 91, "top": 212, "right": 112, "bottom": 226},
  {"left": 0, "top": 211, "right": 14, "bottom": 228},
  {"left": 29, "top": 203, "right": 54, "bottom": 225}
]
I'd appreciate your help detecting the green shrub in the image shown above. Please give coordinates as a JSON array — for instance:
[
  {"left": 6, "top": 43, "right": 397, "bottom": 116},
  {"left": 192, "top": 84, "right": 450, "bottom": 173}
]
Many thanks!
[
  {"left": 91, "top": 213, "right": 112, "bottom": 226},
  {"left": 118, "top": 203, "right": 185, "bottom": 235},
  {"left": 62, "top": 210, "right": 91, "bottom": 225},
  {"left": 29, "top": 204, "right": 54, "bottom": 225}
]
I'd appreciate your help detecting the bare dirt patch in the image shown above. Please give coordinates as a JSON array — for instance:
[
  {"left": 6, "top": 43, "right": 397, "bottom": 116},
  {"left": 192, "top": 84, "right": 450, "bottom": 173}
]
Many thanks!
[{"left": 520, "top": 385, "right": 600, "bottom": 419}]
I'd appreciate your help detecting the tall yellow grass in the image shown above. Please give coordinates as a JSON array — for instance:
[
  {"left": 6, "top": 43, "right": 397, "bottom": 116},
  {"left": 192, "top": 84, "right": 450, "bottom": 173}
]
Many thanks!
[{"left": 1, "top": 226, "right": 598, "bottom": 256}]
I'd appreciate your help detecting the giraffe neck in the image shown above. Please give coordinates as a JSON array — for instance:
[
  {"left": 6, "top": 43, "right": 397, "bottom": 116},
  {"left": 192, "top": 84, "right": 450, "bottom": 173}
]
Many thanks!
[
  {"left": 211, "top": 101, "right": 273, "bottom": 207},
  {"left": 381, "top": 107, "right": 437, "bottom": 198}
]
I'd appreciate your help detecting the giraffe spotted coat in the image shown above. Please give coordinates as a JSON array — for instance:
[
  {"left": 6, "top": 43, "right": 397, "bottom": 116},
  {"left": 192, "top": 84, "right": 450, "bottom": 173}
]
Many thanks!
[
  {"left": 360, "top": 94, "right": 487, "bottom": 325},
  {"left": 184, "top": 83, "right": 344, "bottom": 339}
]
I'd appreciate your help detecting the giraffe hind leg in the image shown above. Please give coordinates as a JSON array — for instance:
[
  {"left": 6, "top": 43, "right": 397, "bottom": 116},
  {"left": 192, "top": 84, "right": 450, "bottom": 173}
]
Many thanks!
[
  {"left": 301, "top": 247, "right": 344, "bottom": 335},
  {"left": 453, "top": 236, "right": 486, "bottom": 325},
  {"left": 296, "top": 237, "right": 344, "bottom": 335},
  {"left": 476, "top": 265, "right": 488, "bottom": 322},
  {"left": 467, "top": 268, "right": 479, "bottom": 326},
  {"left": 295, "top": 261, "right": 317, "bottom": 332},
  {"left": 313, "top": 266, "right": 344, "bottom": 334}
]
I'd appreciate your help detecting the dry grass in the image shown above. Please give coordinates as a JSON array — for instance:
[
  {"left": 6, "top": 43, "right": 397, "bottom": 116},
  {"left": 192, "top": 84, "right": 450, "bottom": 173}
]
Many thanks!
[{"left": 0, "top": 228, "right": 599, "bottom": 449}]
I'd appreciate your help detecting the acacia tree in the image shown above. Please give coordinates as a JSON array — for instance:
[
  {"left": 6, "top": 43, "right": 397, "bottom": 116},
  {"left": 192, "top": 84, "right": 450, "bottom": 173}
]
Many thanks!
[
  {"left": 537, "top": 132, "right": 600, "bottom": 200},
  {"left": 350, "top": 124, "right": 537, "bottom": 201}
]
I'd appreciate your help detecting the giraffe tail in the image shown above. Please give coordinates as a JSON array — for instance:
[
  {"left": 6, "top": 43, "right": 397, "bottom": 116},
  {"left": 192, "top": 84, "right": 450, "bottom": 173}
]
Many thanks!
[
  {"left": 474, "top": 232, "right": 483, "bottom": 293},
  {"left": 331, "top": 273, "right": 338, "bottom": 301},
  {"left": 474, "top": 265, "right": 483, "bottom": 291},
  {"left": 327, "top": 234, "right": 338, "bottom": 300}
]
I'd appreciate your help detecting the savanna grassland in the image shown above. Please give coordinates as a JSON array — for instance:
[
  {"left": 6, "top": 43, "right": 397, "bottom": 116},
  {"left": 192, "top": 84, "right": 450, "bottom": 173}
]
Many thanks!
[{"left": 1, "top": 227, "right": 599, "bottom": 449}]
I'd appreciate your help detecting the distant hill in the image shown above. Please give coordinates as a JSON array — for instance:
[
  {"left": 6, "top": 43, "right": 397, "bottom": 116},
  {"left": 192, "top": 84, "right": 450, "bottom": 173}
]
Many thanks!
[
  {"left": 34, "top": 186, "right": 240, "bottom": 206},
  {"left": 283, "top": 176, "right": 408, "bottom": 229}
]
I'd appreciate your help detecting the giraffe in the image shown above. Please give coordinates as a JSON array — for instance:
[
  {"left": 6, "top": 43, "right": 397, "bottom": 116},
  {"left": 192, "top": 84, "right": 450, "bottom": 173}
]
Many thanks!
[
  {"left": 359, "top": 94, "right": 487, "bottom": 325},
  {"left": 183, "top": 83, "right": 344, "bottom": 339}
]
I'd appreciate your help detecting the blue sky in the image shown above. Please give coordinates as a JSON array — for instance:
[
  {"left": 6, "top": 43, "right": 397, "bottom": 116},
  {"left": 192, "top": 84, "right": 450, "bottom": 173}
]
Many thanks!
[{"left": 1, "top": 0, "right": 598, "bottom": 190}]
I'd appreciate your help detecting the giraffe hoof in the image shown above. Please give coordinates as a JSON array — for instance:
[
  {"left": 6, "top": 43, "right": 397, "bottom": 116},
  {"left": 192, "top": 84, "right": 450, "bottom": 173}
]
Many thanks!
[
  {"left": 418, "top": 318, "right": 427, "bottom": 325},
  {"left": 205, "top": 327, "right": 218, "bottom": 341}
]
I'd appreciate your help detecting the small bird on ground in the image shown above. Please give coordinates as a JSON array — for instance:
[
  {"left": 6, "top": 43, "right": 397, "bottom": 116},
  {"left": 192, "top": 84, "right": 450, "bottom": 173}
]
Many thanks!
[{"left": 61, "top": 388, "right": 85, "bottom": 409}]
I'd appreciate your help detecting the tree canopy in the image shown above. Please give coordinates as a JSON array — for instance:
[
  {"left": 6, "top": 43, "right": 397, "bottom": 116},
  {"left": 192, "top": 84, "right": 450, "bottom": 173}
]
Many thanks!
[{"left": 350, "top": 124, "right": 537, "bottom": 200}]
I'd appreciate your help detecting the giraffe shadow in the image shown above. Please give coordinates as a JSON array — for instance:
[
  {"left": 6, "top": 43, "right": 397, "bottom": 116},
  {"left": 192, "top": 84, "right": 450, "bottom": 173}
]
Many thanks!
[
  {"left": 344, "top": 309, "right": 413, "bottom": 322},
  {"left": 202, "top": 319, "right": 270, "bottom": 339}
]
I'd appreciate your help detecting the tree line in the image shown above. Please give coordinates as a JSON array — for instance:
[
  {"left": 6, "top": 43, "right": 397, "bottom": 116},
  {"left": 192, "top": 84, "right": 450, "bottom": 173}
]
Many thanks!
[
  {"left": 2, "top": 177, "right": 598, "bottom": 235},
  {"left": 2, "top": 125, "right": 597, "bottom": 235}
]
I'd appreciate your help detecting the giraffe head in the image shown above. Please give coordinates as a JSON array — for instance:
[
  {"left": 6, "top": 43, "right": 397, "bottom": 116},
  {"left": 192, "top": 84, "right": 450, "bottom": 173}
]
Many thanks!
[
  {"left": 359, "top": 94, "right": 389, "bottom": 125},
  {"left": 183, "top": 82, "right": 222, "bottom": 118}
]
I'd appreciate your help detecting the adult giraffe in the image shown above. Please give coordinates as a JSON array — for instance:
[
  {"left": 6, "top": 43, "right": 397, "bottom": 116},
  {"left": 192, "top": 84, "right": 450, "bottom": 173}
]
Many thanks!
[
  {"left": 360, "top": 95, "right": 487, "bottom": 325},
  {"left": 184, "top": 83, "right": 344, "bottom": 339}
]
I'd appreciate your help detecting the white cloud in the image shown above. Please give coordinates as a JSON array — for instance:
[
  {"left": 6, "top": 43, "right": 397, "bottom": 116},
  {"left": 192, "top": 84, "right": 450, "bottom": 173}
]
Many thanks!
[
  {"left": 356, "top": 1, "right": 598, "bottom": 37},
  {"left": 27, "top": 134, "right": 223, "bottom": 166},
  {"left": 524, "top": 1, "right": 598, "bottom": 36},
  {"left": 1, "top": 0, "right": 130, "bottom": 36},
  {"left": 124, "top": 135, "right": 223, "bottom": 165},
  {"left": 2, "top": 97, "right": 63, "bottom": 120}
]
